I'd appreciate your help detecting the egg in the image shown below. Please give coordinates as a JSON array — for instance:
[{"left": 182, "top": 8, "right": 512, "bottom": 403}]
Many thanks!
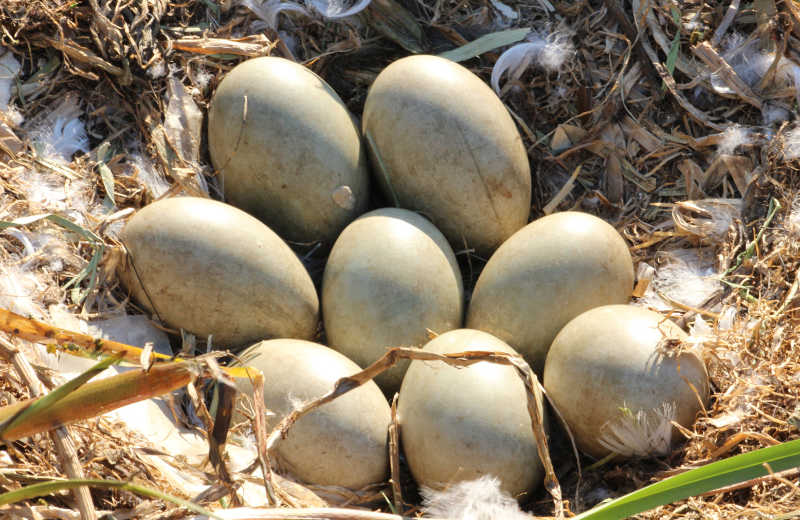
[
  {"left": 322, "top": 208, "right": 464, "bottom": 395},
  {"left": 466, "top": 212, "right": 634, "bottom": 376},
  {"left": 362, "top": 55, "right": 531, "bottom": 257},
  {"left": 118, "top": 197, "right": 318, "bottom": 350},
  {"left": 398, "top": 329, "right": 549, "bottom": 498},
  {"left": 234, "top": 339, "right": 391, "bottom": 489},
  {"left": 543, "top": 305, "right": 710, "bottom": 460},
  {"left": 208, "top": 57, "right": 369, "bottom": 247}
]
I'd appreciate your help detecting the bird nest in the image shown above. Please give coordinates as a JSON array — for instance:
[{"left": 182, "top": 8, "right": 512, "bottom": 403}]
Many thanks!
[{"left": 1, "top": 0, "right": 800, "bottom": 518}]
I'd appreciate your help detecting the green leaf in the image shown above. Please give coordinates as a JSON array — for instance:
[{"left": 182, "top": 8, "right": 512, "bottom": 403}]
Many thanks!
[
  {"left": 665, "top": 36, "right": 680, "bottom": 76},
  {"left": 208, "top": 53, "right": 240, "bottom": 60},
  {"left": 574, "top": 439, "right": 800, "bottom": 520},
  {"left": 197, "top": 0, "right": 220, "bottom": 18},
  {"left": 0, "top": 214, "right": 101, "bottom": 243},
  {"left": 23, "top": 55, "right": 61, "bottom": 86},
  {"left": 0, "top": 352, "right": 125, "bottom": 436},
  {"left": 439, "top": 28, "right": 531, "bottom": 63},
  {"left": 662, "top": 6, "right": 681, "bottom": 91},
  {"left": 0, "top": 478, "right": 222, "bottom": 519}
]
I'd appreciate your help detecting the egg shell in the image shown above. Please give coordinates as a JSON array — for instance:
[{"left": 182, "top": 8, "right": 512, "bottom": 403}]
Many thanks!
[
  {"left": 322, "top": 208, "right": 464, "bottom": 395},
  {"left": 118, "top": 197, "right": 319, "bottom": 350},
  {"left": 362, "top": 55, "right": 531, "bottom": 257},
  {"left": 543, "top": 305, "right": 710, "bottom": 460},
  {"left": 397, "top": 329, "right": 549, "bottom": 498},
  {"left": 208, "top": 57, "right": 369, "bottom": 247},
  {"left": 234, "top": 339, "right": 391, "bottom": 489},
  {"left": 466, "top": 211, "right": 634, "bottom": 376}
]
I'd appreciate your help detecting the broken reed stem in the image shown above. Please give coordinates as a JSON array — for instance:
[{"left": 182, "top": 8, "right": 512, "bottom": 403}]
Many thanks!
[
  {"left": 0, "top": 360, "right": 199, "bottom": 441},
  {"left": 389, "top": 394, "right": 403, "bottom": 515},
  {"left": 711, "top": 0, "right": 741, "bottom": 47},
  {"left": 0, "top": 306, "right": 172, "bottom": 363},
  {"left": 265, "top": 347, "right": 564, "bottom": 520},
  {"left": 0, "top": 335, "right": 96, "bottom": 520},
  {"left": 249, "top": 368, "right": 279, "bottom": 506}
]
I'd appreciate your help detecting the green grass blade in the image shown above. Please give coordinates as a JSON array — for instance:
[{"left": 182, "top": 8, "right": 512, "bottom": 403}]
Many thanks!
[
  {"left": 0, "top": 351, "right": 125, "bottom": 436},
  {"left": 0, "top": 478, "right": 222, "bottom": 519},
  {"left": 661, "top": 6, "right": 681, "bottom": 91},
  {"left": 197, "top": 0, "right": 220, "bottom": 18},
  {"left": 438, "top": 28, "right": 531, "bottom": 62},
  {"left": 574, "top": 439, "right": 800, "bottom": 520},
  {"left": 665, "top": 36, "right": 680, "bottom": 76}
]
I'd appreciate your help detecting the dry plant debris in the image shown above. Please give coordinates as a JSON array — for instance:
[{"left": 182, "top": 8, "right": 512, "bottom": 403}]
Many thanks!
[{"left": 1, "top": 0, "right": 800, "bottom": 517}]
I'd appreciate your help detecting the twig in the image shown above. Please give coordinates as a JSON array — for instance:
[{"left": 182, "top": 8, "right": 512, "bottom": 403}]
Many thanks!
[
  {"left": 711, "top": 0, "right": 741, "bottom": 48},
  {"left": 603, "top": 0, "right": 662, "bottom": 101},
  {"left": 389, "top": 394, "right": 403, "bottom": 515},
  {"left": 654, "top": 62, "right": 726, "bottom": 131},
  {"left": 692, "top": 42, "right": 764, "bottom": 108},
  {"left": 44, "top": 37, "right": 124, "bottom": 76},
  {"left": 722, "top": 197, "right": 782, "bottom": 278},
  {"left": 0, "top": 335, "right": 97, "bottom": 520},
  {"left": 772, "top": 267, "right": 800, "bottom": 318}
]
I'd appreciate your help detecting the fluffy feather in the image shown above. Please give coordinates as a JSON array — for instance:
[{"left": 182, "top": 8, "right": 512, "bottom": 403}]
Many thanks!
[
  {"left": 6, "top": 105, "right": 24, "bottom": 126},
  {"left": 637, "top": 251, "right": 720, "bottom": 311},
  {"left": 781, "top": 127, "right": 800, "bottom": 162},
  {"left": 787, "top": 195, "right": 800, "bottom": 237},
  {"left": 719, "top": 306, "right": 737, "bottom": 331},
  {"left": 147, "top": 59, "right": 167, "bottom": 78},
  {"left": 285, "top": 391, "right": 307, "bottom": 415},
  {"left": 713, "top": 32, "right": 800, "bottom": 106},
  {"left": 5, "top": 228, "right": 75, "bottom": 273},
  {"left": 761, "top": 102, "right": 790, "bottom": 125},
  {"left": 0, "top": 263, "right": 47, "bottom": 319},
  {"left": 598, "top": 403, "right": 676, "bottom": 458},
  {"left": 421, "top": 476, "right": 529, "bottom": 520},
  {"left": 238, "top": 0, "right": 308, "bottom": 28},
  {"left": 491, "top": 27, "right": 574, "bottom": 93},
  {"left": 716, "top": 124, "right": 753, "bottom": 156},
  {"left": 0, "top": 49, "right": 21, "bottom": 118},
  {"left": 32, "top": 116, "right": 90, "bottom": 163},
  {"left": 306, "top": 0, "right": 371, "bottom": 18},
  {"left": 193, "top": 66, "right": 214, "bottom": 89},
  {"left": 131, "top": 152, "right": 171, "bottom": 199},
  {"left": 17, "top": 170, "right": 90, "bottom": 211},
  {"left": 490, "top": 0, "right": 518, "bottom": 19},
  {"left": 699, "top": 203, "right": 739, "bottom": 239}
]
